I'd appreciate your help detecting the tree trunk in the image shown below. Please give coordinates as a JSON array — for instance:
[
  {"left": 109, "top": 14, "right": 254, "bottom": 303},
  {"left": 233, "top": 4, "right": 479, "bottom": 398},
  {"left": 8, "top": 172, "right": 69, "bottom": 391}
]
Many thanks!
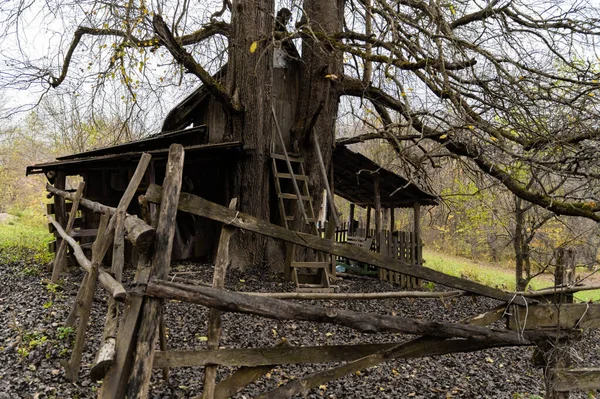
[
  {"left": 293, "top": 0, "right": 344, "bottom": 219},
  {"left": 227, "top": 0, "right": 274, "bottom": 269},
  {"left": 514, "top": 196, "right": 528, "bottom": 291}
]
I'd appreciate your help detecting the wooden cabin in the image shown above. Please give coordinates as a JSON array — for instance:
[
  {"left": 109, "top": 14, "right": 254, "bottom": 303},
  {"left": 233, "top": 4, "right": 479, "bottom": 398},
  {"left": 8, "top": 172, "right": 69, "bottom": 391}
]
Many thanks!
[{"left": 26, "top": 44, "right": 438, "bottom": 286}]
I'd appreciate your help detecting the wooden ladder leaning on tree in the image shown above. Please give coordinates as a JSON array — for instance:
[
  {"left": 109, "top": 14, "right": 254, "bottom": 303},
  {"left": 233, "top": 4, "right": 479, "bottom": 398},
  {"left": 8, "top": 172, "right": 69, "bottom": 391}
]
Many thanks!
[{"left": 270, "top": 152, "right": 333, "bottom": 292}]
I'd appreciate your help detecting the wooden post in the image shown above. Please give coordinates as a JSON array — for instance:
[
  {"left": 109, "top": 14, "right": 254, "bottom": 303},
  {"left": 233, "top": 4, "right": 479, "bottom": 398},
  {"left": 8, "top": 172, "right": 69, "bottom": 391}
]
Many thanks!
[
  {"left": 413, "top": 203, "right": 422, "bottom": 288},
  {"left": 52, "top": 181, "right": 85, "bottom": 282},
  {"left": 542, "top": 247, "right": 575, "bottom": 399},
  {"left": 127, "top": 144, "right": 184, "bottom": 399},
  {"left": 62, "top": 213, "right": 109, "bottom": 382},
  {"left": 348, "top": 203, "right": 355, "bottom": 236},
  {"left": 374, "top": 176, "right": 381, "bottom": 253},
  {"left": 52, "top": 171, "right": 67, "bottom": 265},
  {"left": 90, "top": 153, "right": 152, "bottom": 381},
  {"left": 365, "top": 206, "right": 371, "bottom": 239},
  {"left": 202, "top": 199, "right": 237, "bottom": 399}
]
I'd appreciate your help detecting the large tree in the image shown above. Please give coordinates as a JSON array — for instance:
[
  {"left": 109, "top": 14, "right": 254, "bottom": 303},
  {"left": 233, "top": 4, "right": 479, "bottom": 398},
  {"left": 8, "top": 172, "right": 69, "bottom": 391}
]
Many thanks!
[{"left": 3, "top": 0, "right": 600, "bottom": 265}]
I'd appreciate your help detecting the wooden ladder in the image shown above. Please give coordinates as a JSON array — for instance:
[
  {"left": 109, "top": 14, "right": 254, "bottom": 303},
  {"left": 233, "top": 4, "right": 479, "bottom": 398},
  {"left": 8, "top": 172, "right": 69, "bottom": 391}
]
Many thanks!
[{"left": 270, "top": 153, "right": 333, "bottom": 292}]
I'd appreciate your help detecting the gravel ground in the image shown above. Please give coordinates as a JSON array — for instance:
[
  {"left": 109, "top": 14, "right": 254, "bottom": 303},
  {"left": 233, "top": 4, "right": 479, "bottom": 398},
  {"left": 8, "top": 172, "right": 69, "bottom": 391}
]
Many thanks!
[{"left": 1, "top": 255, "right": 599, "bottom": 399}]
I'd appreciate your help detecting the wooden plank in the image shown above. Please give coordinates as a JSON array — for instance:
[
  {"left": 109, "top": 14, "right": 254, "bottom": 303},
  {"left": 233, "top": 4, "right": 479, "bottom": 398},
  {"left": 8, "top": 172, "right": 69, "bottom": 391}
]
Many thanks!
[
  {"left": 203, "top": 199, "right": 237, "bottom": 399},
  {"left": 291, "top": 261, "right": 329, "bottom": 269},
  {"left": 153, "top": 335, "right": 509, "bottom": 369},
  {"left": 508, "top": 303, "right": 600, "bottom": 331},
  {"left": 554, "top": 368, "right": 600, "bottom": 392},
  {"left": 52, "top": 182, "right": 85, "bottom": 283},
  {"left": 127, "top": 144, "right": 184, "bottom": 399},
  {"left": 144, "top": 185, "right": 530, "bottom": 305}
]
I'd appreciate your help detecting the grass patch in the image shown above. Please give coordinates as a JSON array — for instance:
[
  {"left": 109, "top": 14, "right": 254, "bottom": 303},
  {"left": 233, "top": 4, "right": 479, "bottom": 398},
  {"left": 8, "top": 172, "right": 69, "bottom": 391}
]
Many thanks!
[
  {"left": 424, "top": 249, "right": 552, "bottom": 292},
  {"left": 424, "top": 249, "right": 600, "bottom": 302},
  {"left": 0, "top": 207, "right": 53, "bottom": 265}
]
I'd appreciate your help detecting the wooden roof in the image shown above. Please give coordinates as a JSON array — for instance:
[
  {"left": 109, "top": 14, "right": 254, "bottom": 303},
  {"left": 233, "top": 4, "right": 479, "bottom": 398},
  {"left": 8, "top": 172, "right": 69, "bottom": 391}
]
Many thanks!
[
  {"left": 333, "top": 146, "right": 438, "bottom": 208},
  {"left": 26, "top": 126, "right": 242, "bottom": 176}
]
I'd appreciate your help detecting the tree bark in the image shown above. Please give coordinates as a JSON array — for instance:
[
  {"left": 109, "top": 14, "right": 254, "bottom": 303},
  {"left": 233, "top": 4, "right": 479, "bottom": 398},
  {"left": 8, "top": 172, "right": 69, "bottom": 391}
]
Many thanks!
[
  {"left": 226, "top": 0, "right": 274, "bottom": 269},
  {"left": 292, "top": 0, "right": 344, "bottom": 236}
]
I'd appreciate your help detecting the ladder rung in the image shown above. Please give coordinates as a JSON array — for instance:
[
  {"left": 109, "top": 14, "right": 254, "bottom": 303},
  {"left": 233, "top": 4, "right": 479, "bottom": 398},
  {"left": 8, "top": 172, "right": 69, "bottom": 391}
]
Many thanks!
[
  {"left": 291, "top": 262, "right": 330, "bottom": 269},
  {"left": 270, "top": 153, "right": 304, "bottom": 163},
  {"left": 278, "top": 193, "right": 312, "bottom": 200},
  {"left": 285, "top": 216, "right": 317, "bottom": 222},
  {"left": 276, "top": 173, "right": 309, "bottom": 181}
]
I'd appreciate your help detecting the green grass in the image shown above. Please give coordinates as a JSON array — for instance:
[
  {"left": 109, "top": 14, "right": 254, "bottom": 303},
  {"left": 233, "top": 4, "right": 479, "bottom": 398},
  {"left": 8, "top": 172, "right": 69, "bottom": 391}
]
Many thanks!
[
  {"left": 423, "top": 248, "right": 600, "bottom": 302},
  {"left": 0, "top": 207, "right": 53, "bottom": 265}
]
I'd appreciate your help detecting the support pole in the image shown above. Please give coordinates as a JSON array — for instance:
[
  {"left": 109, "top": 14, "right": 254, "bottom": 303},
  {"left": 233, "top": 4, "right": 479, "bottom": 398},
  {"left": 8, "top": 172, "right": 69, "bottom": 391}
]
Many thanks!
[
  {"left": 202, "top": 199, "right": 237, "bottom": 399},
  {"left": 126, "top": 144, "right": 184, "bottom": 399},
  {"left": 348, "top": 203, "right": 355, "bottom": 236},
  {"left": 374, "top": 175, "right": 381, "bottom": 253}
]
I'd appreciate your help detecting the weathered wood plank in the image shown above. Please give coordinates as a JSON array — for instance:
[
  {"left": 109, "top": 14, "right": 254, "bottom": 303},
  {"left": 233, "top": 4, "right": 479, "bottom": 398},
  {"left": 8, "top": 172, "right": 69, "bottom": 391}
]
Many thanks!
[
  {"left": 52, "top": 181, "right": 85, "bottom": 283},
  {"left": 154, "top": 342, "right": 400, "bottom": 368},
  {"left": 508, "top": 303, "right": 600, "bottom": 331},
  {"left": 144, "top": 184, "right": 530, "bottom": 305},
  {"left": 145, "top": 279, "right": 551, "bottom": 345},
  {"left": 127, "top": 144, "right": 184, "bottom": 399},
  {"left": 554, "top": 368, "right": 600, "bottom": 392}
]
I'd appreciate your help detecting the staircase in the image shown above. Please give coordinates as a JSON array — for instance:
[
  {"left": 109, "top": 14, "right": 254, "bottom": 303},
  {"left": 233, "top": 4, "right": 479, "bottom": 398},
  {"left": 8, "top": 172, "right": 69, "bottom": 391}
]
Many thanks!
[{"left": 271, "top": 153, "right": 333, "bottom": 292}]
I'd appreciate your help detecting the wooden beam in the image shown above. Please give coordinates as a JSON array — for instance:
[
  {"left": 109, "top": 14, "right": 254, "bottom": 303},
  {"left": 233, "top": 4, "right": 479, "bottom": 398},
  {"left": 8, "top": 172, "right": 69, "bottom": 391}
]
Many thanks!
[
  {"left": 46, "top": 216, "right": 126, "bottom": 300},
  {"left": 46, "top": 184, "right": 155, "bottom": 251},
  {"left": 508, "top": 303, "right": 600, "bottom": 330},
  {"left": 144, "top": 185, "right": 530, "bottom": 305},
  {"left": 155, "top": 343, "right": 401, "bottom": 368},
  {"left": 553, "top": 368, "right": 600, "bottom": 392},
  {"left": 145, "top": 279, "right": 550, "bottom": 345},
  {"left": 127, "top": 144, "right": 184, "bottom": 399}
]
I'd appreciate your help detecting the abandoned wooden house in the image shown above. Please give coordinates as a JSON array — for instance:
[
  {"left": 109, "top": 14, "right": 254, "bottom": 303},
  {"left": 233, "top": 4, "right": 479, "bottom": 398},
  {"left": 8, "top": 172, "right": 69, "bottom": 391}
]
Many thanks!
[{"left": 26, "top": 44, "right": 437, "bottom": 289}]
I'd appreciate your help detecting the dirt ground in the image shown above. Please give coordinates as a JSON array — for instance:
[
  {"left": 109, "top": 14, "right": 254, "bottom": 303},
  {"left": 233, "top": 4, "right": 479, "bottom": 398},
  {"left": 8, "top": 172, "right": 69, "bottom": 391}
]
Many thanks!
[{"left": 1, "top": 255, "right": 599, "bottom": 399}]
